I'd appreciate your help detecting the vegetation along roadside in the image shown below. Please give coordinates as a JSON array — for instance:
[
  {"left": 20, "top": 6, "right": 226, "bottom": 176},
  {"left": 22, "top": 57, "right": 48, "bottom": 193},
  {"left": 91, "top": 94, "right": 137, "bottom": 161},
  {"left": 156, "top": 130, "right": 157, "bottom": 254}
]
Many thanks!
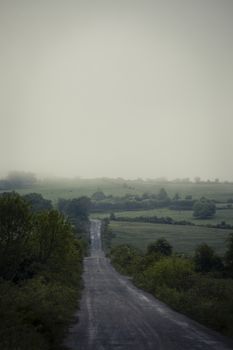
[
  {"left": 102, "top": 219, "right": 233, "bottom": 337},
  {"left": 0, "top": 192, "right": 90, "bottom": 350}
]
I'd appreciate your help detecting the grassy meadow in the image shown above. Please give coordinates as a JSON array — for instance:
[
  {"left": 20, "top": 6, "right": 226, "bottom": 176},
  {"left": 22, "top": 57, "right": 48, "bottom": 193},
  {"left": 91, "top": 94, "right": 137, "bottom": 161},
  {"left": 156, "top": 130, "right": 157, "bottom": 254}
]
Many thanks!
[
  {"left": 2, "top": 178, "right": 233, "bottom": 204},
  {"left": 2, "top": 178, "right": 233, "bottom": 256},
  {"left": 109, "top": 221, "right": 231, "bottom": 256}
]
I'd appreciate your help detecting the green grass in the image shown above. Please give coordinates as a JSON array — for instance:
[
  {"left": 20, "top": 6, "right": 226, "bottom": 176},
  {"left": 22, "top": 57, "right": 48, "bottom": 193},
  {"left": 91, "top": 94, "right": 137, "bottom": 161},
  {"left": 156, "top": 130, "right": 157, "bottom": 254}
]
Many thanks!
[
  {"left": 92, "top": 208, "right": 233, "bottom": 225},
  {"left": 109, "top": 221, "right": 231, "bottom": 256},
  {"left": 2, "top": 179, "right": 233, "bottom": 204}
]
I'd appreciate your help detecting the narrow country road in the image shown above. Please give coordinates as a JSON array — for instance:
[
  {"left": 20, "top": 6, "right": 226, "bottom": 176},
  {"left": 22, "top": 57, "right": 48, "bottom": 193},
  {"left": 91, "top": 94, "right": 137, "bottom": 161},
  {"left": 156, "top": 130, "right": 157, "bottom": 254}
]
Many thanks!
[{"left": 65, "top": 220, "right": 233, "bottom": 350}]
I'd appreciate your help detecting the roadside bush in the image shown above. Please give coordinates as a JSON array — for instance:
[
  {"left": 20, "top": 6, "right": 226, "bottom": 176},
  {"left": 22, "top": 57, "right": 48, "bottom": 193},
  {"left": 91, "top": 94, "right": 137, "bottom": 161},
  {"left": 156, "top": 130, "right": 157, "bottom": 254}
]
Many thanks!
[
  {"left": 142, "top": 257, "right": 194, "bottom": 293},
  {"left": 182, "top": 276, "right": 233, "bottom": 335},
  {"left": 194, "top": 243, "right": 223, "bottom": 273},
  {"left": 225, "top": 233, "right": 233, "bottom": 276},
  {"left": 110, "top": 236, "right": 233, "bottom": 337},
  {"left": 110, "top": 244, "right": 142, "bottom": 275},
  {"left": 147, "top": 238, "right": 172, "bottom": 256}
]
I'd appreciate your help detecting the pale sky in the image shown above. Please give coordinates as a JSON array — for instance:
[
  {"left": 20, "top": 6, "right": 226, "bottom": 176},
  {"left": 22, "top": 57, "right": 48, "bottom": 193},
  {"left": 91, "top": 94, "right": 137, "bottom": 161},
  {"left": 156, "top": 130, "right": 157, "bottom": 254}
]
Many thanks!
[{"left": 0, "top": 0, "right": 233, "bottom": 180}]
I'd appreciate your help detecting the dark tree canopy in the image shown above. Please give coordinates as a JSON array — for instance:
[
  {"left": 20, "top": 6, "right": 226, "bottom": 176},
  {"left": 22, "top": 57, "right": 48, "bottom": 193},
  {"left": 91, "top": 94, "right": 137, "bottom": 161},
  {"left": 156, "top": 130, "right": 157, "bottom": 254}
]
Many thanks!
[
  {"left": 158, "top": 188, "right": 169, "bottom": 201},
  {"left": 193, "top": 200, "right": 216, "bottom": 219},
  {"left": 194, "top": 243, "right": 223, "bottom": 272},
  {"left": 225, "top": 233, "right": 233, "bottom": 275},
  {"left": 147, "top": 238, "right": 173, "bottom": 256},
  {"left": 91, "top": 191, "right": 106, "bottom": 201},
  {"left": 58, "top": 196, "right": 91, "bottom": 233},
  {"left": 0, "top": 192, "right": 32, "bottom": 280},
  {"left": 23, "top": 193, "right": 52, "bottom": 212},
  {"left": 0, "top": 192, "right": 85, "bottom": 348},
  {"left": 32, "top": 210, "right": 76, "bottom": 266},
  {"left": 173, "top": 193, "right": 180, "bottom": 200}
]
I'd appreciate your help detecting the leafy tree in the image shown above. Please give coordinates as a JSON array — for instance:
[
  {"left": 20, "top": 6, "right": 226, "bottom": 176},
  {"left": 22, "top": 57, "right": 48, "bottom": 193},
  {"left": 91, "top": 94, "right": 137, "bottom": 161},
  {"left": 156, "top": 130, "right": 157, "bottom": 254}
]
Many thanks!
[
  {"left": 109, "top": 212, "right": 116, "bottom": 220},
  {"left": 23, "top": 193, "right": 52, "bottom": 212},
  {"left": 58, "top": 197, "right": 90, "bottom": 219},
  {"left": 193, "top": 200, "right": 216, "bottom": 219},
  {"left": 58, "top": 196, "right": 91, "bottom": 233},
  {"left": 194, "top": 243, "right": 223, "bottom": 272},
  {"left": 147, "top": 238, "right": 172, "bottom": 256},
  {"left": 173, "top": 193, "right": 180, "bottom": 200},
  {"left": 0, "top": 193, "right": 85, "bottom": 349},
  {"left": 91, "top": 191, "right": 106, "bottom": 201},
  {"left": 32, "top": 211, "right": 73, "bottom": 265},
  {"left": 0, "top": 192, "right": 32, "bottom": 280},
  {"left": 158, "top": 188, "right": 169, "bottom": 201},
  {"left": 225, "top": 233, "right": 233, "bottom": 275}
]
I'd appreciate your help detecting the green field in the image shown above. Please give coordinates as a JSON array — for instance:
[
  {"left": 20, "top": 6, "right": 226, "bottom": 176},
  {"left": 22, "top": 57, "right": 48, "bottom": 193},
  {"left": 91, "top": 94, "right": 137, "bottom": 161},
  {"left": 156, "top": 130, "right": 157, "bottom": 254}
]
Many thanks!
[
  {"left": 2, "top": 179, "right": 233, "bottom": 204},
  {"left": 2, "top": 178, "right": 233, "bottom": 256},
  {"left": 92, "top": 207, "right": 233, "bottom": 225},
  {"left": 109, "top": 221, "right": 231, "bottom": 256}
]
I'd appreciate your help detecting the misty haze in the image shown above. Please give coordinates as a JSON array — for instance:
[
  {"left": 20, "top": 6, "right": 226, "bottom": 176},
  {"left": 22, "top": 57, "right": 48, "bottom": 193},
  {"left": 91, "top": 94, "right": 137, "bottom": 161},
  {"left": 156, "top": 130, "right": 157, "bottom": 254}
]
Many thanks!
[
  {"left": 1, "top": 1, "right": 233, "bottom": 350},
  {"left": 1, "top": 0, "right": 233, "bottom": 180}
]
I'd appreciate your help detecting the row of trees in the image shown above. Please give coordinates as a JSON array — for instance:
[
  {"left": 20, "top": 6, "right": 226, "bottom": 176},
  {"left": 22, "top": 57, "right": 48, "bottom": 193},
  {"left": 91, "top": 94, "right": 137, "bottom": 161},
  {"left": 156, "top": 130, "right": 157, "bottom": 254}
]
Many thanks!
[
  {"left": 109, "top": 213, "right": 196, "bottom": 227},
  {"left": 91, "top": 189, "right": 195, "bottom": 212},
  {"left": 91, "top": 190, "right": 217, "bottom": 219},
  {"left": 0, "top": 192, "right": 88, "bottom": 349}
]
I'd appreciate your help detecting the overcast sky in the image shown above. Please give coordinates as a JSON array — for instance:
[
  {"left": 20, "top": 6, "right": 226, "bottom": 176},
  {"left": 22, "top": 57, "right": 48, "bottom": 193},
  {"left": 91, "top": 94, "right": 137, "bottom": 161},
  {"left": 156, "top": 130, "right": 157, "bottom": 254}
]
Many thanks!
[{"left": 0, "top": 0, "right": 233, "bottom": 180}]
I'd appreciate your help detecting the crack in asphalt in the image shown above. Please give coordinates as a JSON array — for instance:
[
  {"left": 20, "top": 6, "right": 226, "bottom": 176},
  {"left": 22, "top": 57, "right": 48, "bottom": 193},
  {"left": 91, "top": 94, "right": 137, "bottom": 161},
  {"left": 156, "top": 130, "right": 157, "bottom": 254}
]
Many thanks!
[{"left": 65, "top": 220, "right": 233, "bottom": 350}]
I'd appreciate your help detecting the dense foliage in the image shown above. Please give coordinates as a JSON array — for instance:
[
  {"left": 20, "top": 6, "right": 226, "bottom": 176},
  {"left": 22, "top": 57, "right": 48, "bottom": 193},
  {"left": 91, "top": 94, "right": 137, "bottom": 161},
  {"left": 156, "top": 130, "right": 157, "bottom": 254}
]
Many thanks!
[
  {"left": 58, "top": 197, "right": 91, "bottom": 234},
  {"left": 194, "top": 243, "right": 223, "bottom": 272},
  {"left": 147, "top": 238, "right": 173, "bottom": 256},
  {"left": 225, "top": 233, "right": 233, "bottom": 276},
  {"left": 109, "top": 234, "right": 233, "bottom": 337},
  {"left": 193, "top": 199, "right": 216, "bottom": 219},
  {"left": 0, "top": 192, "right": 87, "bottom": 350},
  {"left": 90, "top": 190, "right": 173, "bottom": 212},
  {"left": 23, "top": 193, "right": 53, "bottom": 213}
]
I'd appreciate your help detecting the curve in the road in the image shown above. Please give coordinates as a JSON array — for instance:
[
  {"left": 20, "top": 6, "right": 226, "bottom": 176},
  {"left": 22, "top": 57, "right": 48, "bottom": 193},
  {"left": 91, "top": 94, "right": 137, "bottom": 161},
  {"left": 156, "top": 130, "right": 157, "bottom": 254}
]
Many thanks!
[{"left": 65, "top": 220, "right": 233, "bottom": 350}]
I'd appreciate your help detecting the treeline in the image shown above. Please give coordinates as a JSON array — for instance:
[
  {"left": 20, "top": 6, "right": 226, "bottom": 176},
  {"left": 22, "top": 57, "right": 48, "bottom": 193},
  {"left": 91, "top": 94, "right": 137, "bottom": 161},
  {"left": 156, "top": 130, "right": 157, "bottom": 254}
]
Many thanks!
[
  {"left": 110, "top": 214, "right": 195, "bottom": 226},
  {"left": 0, "top": 171, "right": 37, "bottom": 190},
  {"left": 21, "top": 193, "right": 91, "bottom": 239},
  {"left": 0, "top": 192, "right": 89, "bottom": 350},
  {"left": 109, "top": 214, "right": 233, "bottom": 230},
  {"left": 91, "top": 191, "right": 220, "bottom": 219},
  {"left": 91, "top": 190, "right": 195, "bottom": 212},
  {"left": 108, "top": 227, "right": 233, "bottom": 337}
]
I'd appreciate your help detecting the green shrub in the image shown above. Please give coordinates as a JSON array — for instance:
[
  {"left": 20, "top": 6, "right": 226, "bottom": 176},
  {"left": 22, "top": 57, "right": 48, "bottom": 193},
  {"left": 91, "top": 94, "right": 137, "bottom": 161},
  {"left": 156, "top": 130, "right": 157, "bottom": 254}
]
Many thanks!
[
  {"left": 143, "top": 257, "right": 194, "bottom": 293},
  {"left": 147, "top": 238, "right": 172, "bottom": 256},
  {"left": 110, "top": 244, "right": 142, "bottom": 275},
  {"left": 194, "top": 243, "right": 223, "bottom": 272}
]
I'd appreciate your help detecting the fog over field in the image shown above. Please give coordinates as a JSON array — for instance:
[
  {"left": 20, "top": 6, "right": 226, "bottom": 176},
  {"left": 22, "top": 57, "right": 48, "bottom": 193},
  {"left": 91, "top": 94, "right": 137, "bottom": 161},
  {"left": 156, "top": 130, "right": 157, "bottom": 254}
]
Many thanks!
[{"left": 1, "top": 0, "right": 233, "bottom": 180}]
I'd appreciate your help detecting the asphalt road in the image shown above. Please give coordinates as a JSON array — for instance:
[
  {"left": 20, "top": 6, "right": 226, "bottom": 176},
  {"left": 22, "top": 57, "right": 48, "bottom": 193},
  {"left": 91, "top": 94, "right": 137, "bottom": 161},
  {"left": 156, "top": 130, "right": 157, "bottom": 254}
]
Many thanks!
[{"left": 65, "top": 220, "right": 233, "bottom": 350}]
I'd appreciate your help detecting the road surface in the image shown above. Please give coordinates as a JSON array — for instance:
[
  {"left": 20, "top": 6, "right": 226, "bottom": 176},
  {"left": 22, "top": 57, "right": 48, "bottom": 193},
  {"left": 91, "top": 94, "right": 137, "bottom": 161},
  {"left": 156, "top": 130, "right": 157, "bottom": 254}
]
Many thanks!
[{"left": 65, "top": 220, "right": 233, "bottom": 350}]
